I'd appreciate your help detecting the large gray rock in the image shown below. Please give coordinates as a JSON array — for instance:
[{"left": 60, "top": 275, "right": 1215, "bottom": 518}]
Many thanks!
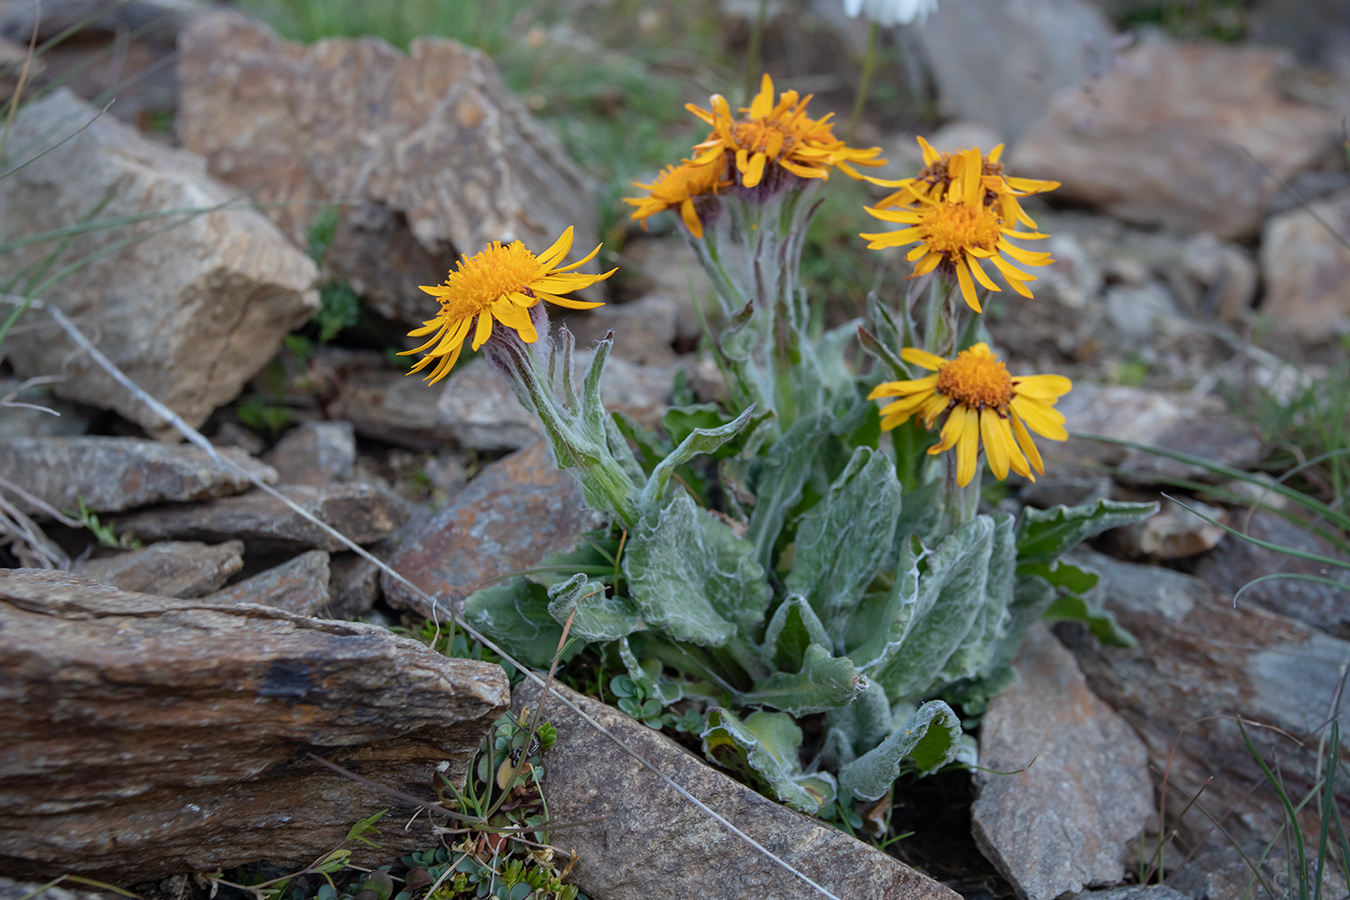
[
  {"left": 73, "top": 540, "right": 244, "bottom": 598},
  {"left": 115, "top": 483, "right": 411, "bottom": 551},
  {"left": 0, "top": 88, "right": 319, "bottom": 439},
  {"left": 383, "top": 442, "right": 606, "bottom": 616},
  {"left": 914, "top": 0, "right": 1115, "bottom": 143},
  {"left": 973, "top": 625, "right": 1153, "bottom": 900},
  {"left": 177, "top": 10, "right": 601, "bottom": 327},
  {"left": 0, "top": 568, "right": 508, "bottom": 881},
  {"left": 515, "top": 681, "right": 962, "bottom": 900},
  {"left": 1260, "top": 190, "right": 1350, "bottom": 341},
  {"left": 263, "top": 420, "right": 356, "bottom": 486},
  {"left": 0, "top": 437, "right": 277, "bottom": 515},
  {"left": 1012, "top": 41, "right": 1341, "bottom": 239}
]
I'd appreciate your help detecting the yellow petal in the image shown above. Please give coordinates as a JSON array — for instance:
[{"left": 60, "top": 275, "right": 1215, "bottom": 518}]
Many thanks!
[
  {"left": 967, "top": 255, "right": 1002, "bottom": 293},
  {"left": 868, "top": 373, "right": 939, "bottom": 399},
  {"left": 1013, "top": 374, "right": 1073, "bottom": 401},
  {"left": 470, "top": 310, "right": 494, "bottom": 350},
  {"left": 954, "top": 258, "right": 982, "bottom": 313},
  {"left": 956, "top": 406, "right": 980, "bottom": 486},
  {"left": 899, "top": 347, "right": 947, "bottom": 371},
  {"left": 534, "top": 227, "right": 575, "bottom": 269},
  {"left": 1009, "top": 395, "right": 1068, "bottom": 440},
  {"left": 1010, "top": 412, "right": 1045, "bottom": 475},
  {"left": 917, "top": 135, "right": 939, "bottom": 166},
  {"left": 981, "top": 409, "right": 1009, "bottom": 480}
]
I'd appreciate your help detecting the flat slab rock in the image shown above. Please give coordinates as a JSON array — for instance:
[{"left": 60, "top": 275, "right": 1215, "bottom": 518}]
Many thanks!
[
  {"left": 515, "top": 681, "right": 961, "bottom": 900},
  {"left": 0, "top": 88, "right": 318, "bottom": 438},
  {"left": 203, "top": 549, "right": 332, "bottom": 616},
  {"left": 383, "top": 442, "right": 606, "bottom": 615},
  {"left": 1261, "top": 189, "right": 1350, "bottom": 339},
  {"left": 0, "top": 568, "right": 509, "bottom": 882},
  {"left": 115, "top": 483, "right": 411, "bottom": 551},
  {"left": 1056, "top": 550, "right": 1350, "bottom": 857},
  {"left": 973, "top": 625, "right": 1153, "bottom": 900},
  {"left": 0, "top": 437, "right": 277, "bottom": 515},
  {"left": 73, "top": 540, "right": 245, "bottom": 598}
]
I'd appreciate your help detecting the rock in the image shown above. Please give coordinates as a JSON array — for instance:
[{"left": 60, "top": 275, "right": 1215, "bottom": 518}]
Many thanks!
[
  {"left": 330, "top": 366, "right": 465, "bottom": 452},
  {"left": 263, "top": 421, "right": 356, "bottom": 486},
  {"left": 0, "top": 876, "right": 112, "bottom": 900},
  {"left": 383, "top": 442, "right": 607, "bottom": 616},
  {"left": 177, "top": 10, "right": 600, "bottom": 327},
  {"left": 514, "top": 680, "right": 962, "bottom": 900},
  {"left": 0, "top": 37, "right": 43, "bottom": 105},
  {"left": 0, "top": 379, "right": 93, "bottom": 438},
  {"left": 0, "top": 568, "right": 509, "bottom": 881},
  {"left": 0, "top": 89, "right": 319, "bottom": 438},
  {"left": 323, "top": 551, "right": 382, "bottom": 620},
  {"left": 1174, "top": 233, "right": 1257, "bottom": 324},
  {"left": 973, "top": 625, "right": 1152, "bottom": 900},
  {"left": 73, "top": 540, "right": 244, "bottom": 598},
  {"left": 1103, "top": 281, "right": 1182, "bottom": 344},
  {"left": 1019, "top": 474, "right": 1113, "bottom": 511},
  {"left": 115, "top": 484, "right": 411, "bottom": 552},
  {"left": 1248, "top": 0, "right": 1350, "bottom": 75},
  {"left": 203, "top": 550, "right": 331, "bottom": 616},
  {"left": 1071, "top": 887, "right": 1191, "bottom": 900},
  {"left": 0, "top": 0, "right": 199, "bottom": 44},
  {"left": 1055, "top": 550, "right": 1350, "bottom": 858},
  {"left": 913, "top": 0, "right": 1115, "bottom": 143},
  {"left": 1045, "top": 383, "right": 1263, "bottom": 484},
  {"left": 1102, "top": 496, "right": 1228, "bottom": 561},
  {"left": 1189, "top": 510, "right": 1350, "bottom": 640},
  {"left": 1260, "top": 189, "right": 1350, "bottom": 340},
  {"left": 555, "top": 293, "right": 680, "bottom": 366},
  {"left": 1012, "top": 41, "right": 1341, "bottom": 239},
  {"left": 0, "top": 437, "right": 277, "bottom": 516},
  {"left": 619, "top": 237, "right": 714, "bottom": 345}
]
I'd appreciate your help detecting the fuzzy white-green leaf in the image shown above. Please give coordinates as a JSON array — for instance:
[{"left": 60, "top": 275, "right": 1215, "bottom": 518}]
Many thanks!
[
  {"left": 701, "top": 708, "right": 837, "bottom": 814},
  {"left": 546, "top": 573, "right": 644, "bottom": 643},
  {"left": 837, "top": 700, "right": 963, "bottom": 801},
  {"left": 740, "top": 642, "right": 867, "bottom": 716},
  {"left": 1016, "top": 498, "right": 1158, "bottom": 565}
]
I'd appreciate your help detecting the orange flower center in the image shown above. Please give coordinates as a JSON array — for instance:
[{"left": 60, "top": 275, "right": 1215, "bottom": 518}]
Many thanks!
[
  {"left": 937, "top": 348, "right": 1014, "bottom": 410},
  {"left": 921, "top": 201, "right": 1004, "bottom": 257},
  {"left": 732, "top": 118, "right": 797, "bottom": 161},
  {"left": 439, "top": 241, "right": 540, "bottom": 320}
]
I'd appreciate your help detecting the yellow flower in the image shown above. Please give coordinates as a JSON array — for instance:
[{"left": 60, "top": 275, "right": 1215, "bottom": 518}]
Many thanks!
[
  {"left": 402, "top": 227, "right": 615, "bottom": 385},
  {"left": 624, "top": 160, "right": 730, "bottom": 239},
  {"left": 861, "top": 147, "right": 1055, "bottom": 313},
  {"left": 876, "top": 136, "right": 1060, "bottom": 231},
  {"left": 685, "top": 73, "right": 887, "bottom": 188},
  {"left": 868, "top": 342, "right": 1072, "bottom": 487}
]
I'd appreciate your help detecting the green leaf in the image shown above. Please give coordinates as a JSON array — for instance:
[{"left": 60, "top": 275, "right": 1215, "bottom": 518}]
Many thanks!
[
  {"left": 1018, "top": 559, "right": 1100, "bottom": 594},
  {"left": 700, "top": 708, "right": 837, "bottom": 814},
  {"left": 640, "top": 405, "right": 758, "bottom": 509},
  {"left": 1015, "top": 498, "right": 1158, "bottom": 565},
  {"left": 837, "top": 700, "right": 964, "bottom": 801},
  {"left": 762, "top": 594, "right": 831, "bottom": 672},
  {"left": 893, "top": 478, "right": 943, "bottom": 547},
  {"left": 869, "top": 516, "right": 996, "bottom": 702},
  {"left": 611, "top": 411, "right": 669, "bottom": 478},
  {"left": 939, "top": 511, "right": 1015, "bottom": 683},
  {"left": 739, "top": 643, "right": 866, "bottom": 716},
  {"left": 623, "top": 491, "right": 769, "bottom": 646},
  {"left": 821, "top": 678, "right": 894, "bottom": 766},
  {"left": 1044, "top": 592, "right": 1136, "bottom": 647},
  {"left": 786, "top": 446, "right": 902, "bottom": 646},
  {"left": 745, "top": 409, "right": 833, "bottom": 569},
  {"left": 463, "top": 578, "right": 571, "bottom": 670},
  {"left": 545, "top": 573, "right": 643, "bottom": 643},
  {"left": 662, "top": 403, "right": 733, "bottom": 449}
]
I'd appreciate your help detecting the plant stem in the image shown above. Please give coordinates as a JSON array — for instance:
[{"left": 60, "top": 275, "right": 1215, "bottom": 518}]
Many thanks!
[
  {"left": 847, "top": 23, "right": 880, "bottom": 142},
  {"left": 744, "top": 0, "right": 769, "bottom": 104}
]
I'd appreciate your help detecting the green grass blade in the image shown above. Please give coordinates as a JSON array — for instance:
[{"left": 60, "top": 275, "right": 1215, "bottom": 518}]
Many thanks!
[
  {"left": 1240, "top": 719, "right": 1308, "bottom": 899},
  {"left": 1165, "top": 495, "right": 1350, "bottom": 571}
]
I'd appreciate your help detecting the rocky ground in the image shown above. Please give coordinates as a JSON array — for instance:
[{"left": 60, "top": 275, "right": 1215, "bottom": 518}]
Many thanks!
[{"left": 2, "top": 1, "right": 1350, "bottom": 899}]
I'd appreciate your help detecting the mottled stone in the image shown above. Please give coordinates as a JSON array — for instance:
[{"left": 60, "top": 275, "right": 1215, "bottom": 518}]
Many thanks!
[
  {"left": 329, "top": 366, "right": 465, "bottom": 452},
  {"left": 1260, "top": 189, "right": 1350, "bottom": 340},
  {"left": 1056, "top": 550, "right": 1350, "bottom": 858},
  {"left": 1012, "top": 41, "right": 1341, "bottom": 239},
  {"left": 973, "top": 625, "right": 1152, "bottom": 900},
  {"left": 177, "top": 10, "right": 600, "bottom": 326},
  {"left": 0, "top": 568, "right": 508, "bottom": 881},
  {"left": 1175, "top": 233, "right": 1258, "bottom": 324},
  {"left": 203, "top": 550, "right": 331, "bottom": 616},
  {"left": 0, "top": 437, "right": 277, "bottom": 516},
  {"left": 323, "top": 551, "right": 382, "bottom": 620},
  {"left": 73, "top": 540, "right": 244, "bottom": 599},
  {"left": 383, "top": 442, "right": 606, "bottom": 616},
  {"left": 515, "top": 681, "right": 961, "bottom": 900},
  {"left": 0, "top": 89, "right": 319, "bottom": 438},
  {"left": 263, "top": 421, "right": 356, "bottom": 486},
  {"left": 115, "top": 484, "right": 410, "bottom": 551}
]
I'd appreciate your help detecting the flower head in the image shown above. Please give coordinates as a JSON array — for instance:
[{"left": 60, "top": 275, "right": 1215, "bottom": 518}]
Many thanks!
[
  {"left": 843, "top": 0, "right": 937, "bottom": 26},
  {"left": 861, "top": 147, "right": 1054, "bottom": 313},
  {"left": 877, "top": 136, "right": 1060, "bottom": 231},
  {"left": 624, "top": 160, "right": 730, "bottom": 238},
  {"left": 686, "top": 74, "right": 887, "bottom": 189},
  {"left": 402, "top": 227, "right": 615, "bottom": 385},
  {"left": 868, "top": 342, "right": 1071, "bottom": 487}
]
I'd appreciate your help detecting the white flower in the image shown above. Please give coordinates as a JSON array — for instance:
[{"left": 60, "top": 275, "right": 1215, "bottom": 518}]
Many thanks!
[{"left": 842, "top": 0, "right": 937, "bottom": 26}]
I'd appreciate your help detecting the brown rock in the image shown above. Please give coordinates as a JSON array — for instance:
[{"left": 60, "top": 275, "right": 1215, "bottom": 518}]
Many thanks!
[
  {"left": 115, "top": 484, "right": 411, "bottom": 551},
  {"left": 1012, "top": 41, "right": 1341, "bottom": 239},
  {"left": 203, "top": 550, "right": 331, "bottom": 616},
  {"left": 323, "top": 551, "right": 382, "bottom": 620},
  {"left": 0, "top": 437, "right": 277, "bottom": 515},
  {"left": 1055, "top": 550, "right": 1350, "bottom": 858},
  {"left": 0, "top": 88, "right": 319, "bottom": 438},
  {"left": 383, "top": 442, "right": 606, "bottom": 616},
  {"left": 73, "top": 540, "right": 244, "bottom": 598},
  {"left": 330, "top": 366, "right": 465, "bottom": 452},
  {"left": 1102, "top": 496, "right": 1228, "bottom": 560},
  {"left": 972, "top": 625, "right": 1153, "bottom": 900},
  {"left": 177, "top": 10, "right": 600, "bottom": 327},
  {"left": 1260, "top": 189, "right": 1350, "bottom": 340},
  {"left": 263, "top": 421, "right": 356, "bottom": 486},
  {"left": 515, "top": 681, "right": 962, "bottom": 900},
  {"left": 0, "top": 568, "right": 509, "bottom": 881}
]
